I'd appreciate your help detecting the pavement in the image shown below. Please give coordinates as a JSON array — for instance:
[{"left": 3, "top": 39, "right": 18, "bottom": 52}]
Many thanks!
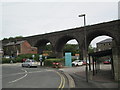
[{"left": 59, "top": 64, "right": 119, "bottom": 89}]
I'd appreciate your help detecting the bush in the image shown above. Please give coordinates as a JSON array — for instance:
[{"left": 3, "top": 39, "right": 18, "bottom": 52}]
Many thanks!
[
  {"left": 2, "top": 58, "right": 17, "bottom": 64},
  {"left": 2, "top": 58, "right": 11, "bottom": 64},
  {"left": 44, "top": 58, "right": 64, "bottom": 67},
  {"left": 15, "top": 57, "right": 23, "bottom": 62},
  {"left": 15, "top": 54, "right": 40, "bottom": 62}
]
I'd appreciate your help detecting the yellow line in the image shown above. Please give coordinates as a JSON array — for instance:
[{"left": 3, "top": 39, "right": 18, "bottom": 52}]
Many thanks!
[
  {"left": 57, "top": 72, "right": 63, "bottom": 89},
  {"left": 55, "top": 71, "right": 65, "bottom": 90},
  {"left": 61, "top": 74, "right": 65, "bottom": 88}
]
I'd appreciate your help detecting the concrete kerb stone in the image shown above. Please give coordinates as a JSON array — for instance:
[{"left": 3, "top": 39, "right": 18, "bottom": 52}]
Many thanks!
[{"left": 60, "top": 70, "right": 75, "bottom": 88}]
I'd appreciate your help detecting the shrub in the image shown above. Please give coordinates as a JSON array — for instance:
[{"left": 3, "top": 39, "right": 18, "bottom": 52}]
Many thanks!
[
  {"left": 15, "top": 57, "right": 23, "bottom": 62},
  {"left": 15, "top": 54, "right": 40, "bottom": 62},
  {"left": 44, "top": 58, "right": 64, "bottom": 67},
  {"left": 17, "top": 54, "right": 33, "bottom": 59},
  {"left": 2, "top": 58, "right": 17, "bottom": 64}
]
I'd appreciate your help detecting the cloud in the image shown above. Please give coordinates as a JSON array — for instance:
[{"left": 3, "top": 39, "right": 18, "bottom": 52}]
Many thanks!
[{"left": 1, "top": 2, "right": 118, "bottom": 47}]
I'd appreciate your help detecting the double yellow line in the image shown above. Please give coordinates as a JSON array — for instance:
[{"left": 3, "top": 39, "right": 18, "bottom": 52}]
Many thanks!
[{"left": 56, "top": 71, "right": 66, "bottom": 90}]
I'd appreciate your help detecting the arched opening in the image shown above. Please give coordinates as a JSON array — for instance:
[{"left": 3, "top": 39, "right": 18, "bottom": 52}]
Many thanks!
[
  {"left": 88, "top": 35, "right": 115, "bottom": 82},
  {"left": 55, "top": 36, "right": 80, "bottom": 58},
  {"left": 35, "top": 39, "right": 53, "bottom": 57},
  {"left": 64, "top": 39, "right": 79, "bottom": 59}
]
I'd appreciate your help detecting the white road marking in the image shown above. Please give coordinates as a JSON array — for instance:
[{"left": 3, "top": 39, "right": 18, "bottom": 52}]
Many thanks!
[
  {"left": 7, "top": 68, "right": 56, "bottom": 84},
  {"left": 5, "top": 69, "right": 53, "bottom": 77},
  {"left": 8, "top": 69, "right": 28, "bottom": 84},
  {"left": 7, "top": 69, "right": 55, "bottom": 83},
  {"left": 46, "top": 69, "right": 54, "bottom": 72}
]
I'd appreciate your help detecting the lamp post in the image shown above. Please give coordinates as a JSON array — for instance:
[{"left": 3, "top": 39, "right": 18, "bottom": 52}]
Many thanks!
[{"left": 78, "top": 14, "right": 88, "bottom": 82}]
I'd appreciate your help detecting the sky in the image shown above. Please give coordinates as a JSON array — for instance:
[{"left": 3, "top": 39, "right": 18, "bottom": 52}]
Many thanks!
[{"left": 0, "top": 0, "right": 119, "bottom": 47}]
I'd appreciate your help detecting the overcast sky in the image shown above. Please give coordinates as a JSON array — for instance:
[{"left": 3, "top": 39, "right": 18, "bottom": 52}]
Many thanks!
[{"left": 0, "top": 0, "right": 119, "bottom": 47}]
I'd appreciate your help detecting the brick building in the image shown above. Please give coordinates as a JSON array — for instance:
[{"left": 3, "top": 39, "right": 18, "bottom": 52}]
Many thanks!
[
  {"left": 96, "top": 38, "right": 112, "bottom": 61},
  {"left": 3, "top": 40, "right": 37, "bottom": 57},
  {"left": 96, "top": 38, "right": 112, "bottom": 52}
]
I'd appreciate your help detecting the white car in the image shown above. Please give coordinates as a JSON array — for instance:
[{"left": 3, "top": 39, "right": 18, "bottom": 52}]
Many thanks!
[
  {"left": 72, "top": 60, "right": 83, "bottom": 66},
  {"left": 22, "top": 59, "right": 38, "bottom": 68}
]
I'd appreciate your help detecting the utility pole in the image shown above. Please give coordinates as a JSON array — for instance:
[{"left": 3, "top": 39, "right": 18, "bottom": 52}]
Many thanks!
[{"left": 78, "top": 14, "right": 88, "bottom": 82}]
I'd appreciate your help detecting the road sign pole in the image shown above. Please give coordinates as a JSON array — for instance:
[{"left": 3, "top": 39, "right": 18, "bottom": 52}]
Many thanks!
[{"left": 39, "top": 55, "right": 43, "bottom": 66}]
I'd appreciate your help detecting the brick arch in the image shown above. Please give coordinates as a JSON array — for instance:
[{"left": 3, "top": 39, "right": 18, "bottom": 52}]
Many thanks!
[
  {"left": 86, "top": 29, "right": 118, "bottom": 48},
  {"left": 86, "top": 29, "right": 120, "bottom": 81},
  {"left": 55, "top": 35, "right": 80, "bottom": 57},
  {"left": 34, "top": 39, "right": 51, "bottom": 47},
  {"left": 55, "top": 35, "right": 79, "bottom": 52},
  {"left": 34, "top": 39, "right": 53, "bottom": 54}
]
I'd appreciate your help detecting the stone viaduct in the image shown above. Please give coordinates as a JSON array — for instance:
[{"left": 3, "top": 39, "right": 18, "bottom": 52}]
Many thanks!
[
  {"left": 3, "top": 20, "right": 120, "bottom": 81},
  {"left": 22, "top": 20, "right": 120, "bottom": 81}
]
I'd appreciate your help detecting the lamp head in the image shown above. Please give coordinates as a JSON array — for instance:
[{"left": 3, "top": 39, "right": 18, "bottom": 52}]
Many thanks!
[{"left": 78, "top": 14, "right": 85, "bottom": 17}]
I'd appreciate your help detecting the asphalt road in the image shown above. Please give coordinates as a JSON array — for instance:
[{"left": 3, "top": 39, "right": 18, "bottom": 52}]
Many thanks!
[{"left": 2, "top": 64, "right": 69, "bottom": 89}]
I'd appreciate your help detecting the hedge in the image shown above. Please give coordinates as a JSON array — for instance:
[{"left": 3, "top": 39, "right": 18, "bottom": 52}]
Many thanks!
[
  {"left": 44, "top": 58, "right": 64, "bottom": 67},
  {"left": 2, "top": 54, "right": 35, "bottom": 63},
  {"left": 2, "top": 54, "right": 57, "bottom": 64},
  {"left": 2, "top": 58, "right": 17, "bottom": 64}
]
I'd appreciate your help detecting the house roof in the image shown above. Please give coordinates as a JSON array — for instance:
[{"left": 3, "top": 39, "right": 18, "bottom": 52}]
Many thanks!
[
  {"left": 97, "top": 38, "right": 112, "bottom": 44},
  {"left": 3, "top": 41, "right": 25, "bottom": 46}
]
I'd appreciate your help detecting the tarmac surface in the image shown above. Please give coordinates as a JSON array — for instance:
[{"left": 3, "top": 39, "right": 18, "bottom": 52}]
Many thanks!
[
  {"left": 1, "top": 63, "right": 119, "bottom": 89},
  {"left": 59, "top": 64, "right": 119, "bottom": 89}
]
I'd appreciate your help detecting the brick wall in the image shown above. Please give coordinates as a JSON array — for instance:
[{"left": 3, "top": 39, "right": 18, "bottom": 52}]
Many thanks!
[{"left": 20, "top": 41, "right": 37, "bottom": 54}]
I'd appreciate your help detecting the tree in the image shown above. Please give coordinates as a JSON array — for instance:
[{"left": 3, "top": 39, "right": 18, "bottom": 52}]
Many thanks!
[
  {"left": 88, "top": 45, "right": 95, "bottom": 53},
  {"left": 63, "top": 44, "right": 79, "bottom": 56},
  {"left": 3, "top": 36, "right": 23, "bottom": 42}
]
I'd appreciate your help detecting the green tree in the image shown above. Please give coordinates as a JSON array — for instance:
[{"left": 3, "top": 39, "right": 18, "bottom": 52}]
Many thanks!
[
  {"left": 88, "top": 45, "right": 95, "bottom": 53},
  {"left": 63, "top": 44, "right": 79, "bottom": 56}
]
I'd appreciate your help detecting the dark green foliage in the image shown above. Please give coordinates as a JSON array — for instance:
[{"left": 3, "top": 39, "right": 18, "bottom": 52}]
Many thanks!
[
  {"left": 2, "top": 58, "right": 17, "bottom": 63},
  {"left": 16, "top": 54, "right": 40, "bottom": 62},
  {"left": 2, "top": 54, "right": 39, "bottom": 63},
  {"left": 2, "top": 58, "right": 11, "bottom": 63},
  {"left": 88, "top": 45, "right": 95, "bottom": 53},
  {"left": 44, "top": 58, "right": 64, "bottom": 67},
  {"left": 3, "top": 36, "right": 23, "bottom": 42},
  {"left": 44, "top": 44, "right": 80, "bottom": 56},
  {"left": 44, "top": 45, "right": 52, "bottom": 51},
  {"left": 63, "top": 44, "right": 79, "bottom": 56}
]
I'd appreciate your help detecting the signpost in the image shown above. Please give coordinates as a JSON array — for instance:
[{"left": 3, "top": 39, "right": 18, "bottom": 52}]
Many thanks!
[
  {"left": 39, "top": 55, "right": 43, "bottom": 66},
  {"left": 32, "top": 55, "right": 35, "bottom": 60},
  {"left": 75, "top": 54, "right": 79, "bottom": 59}
]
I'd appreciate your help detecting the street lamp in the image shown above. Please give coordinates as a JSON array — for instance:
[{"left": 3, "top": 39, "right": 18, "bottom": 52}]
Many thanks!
[{"left": 78, "top": 14, "right": 88, "bottom": 82}]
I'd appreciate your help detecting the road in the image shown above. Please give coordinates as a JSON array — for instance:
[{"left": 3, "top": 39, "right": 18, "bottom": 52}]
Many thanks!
[
  {"left": 2, "top": 64, "right": 69, "bottom": 89},
  {"left": 2, "top": 63, "right": 117, "bottom": 89}
]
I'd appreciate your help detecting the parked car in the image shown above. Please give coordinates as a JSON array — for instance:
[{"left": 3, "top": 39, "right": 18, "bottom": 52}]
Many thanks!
[
  {"left": 52, "top": 62, "right": 62, "bottom": 68},
  {"left": 22, "top": 59, "right": 38, "bottom": 68},
  {"left": 22, "top": 58, "right": 27, "bottom": 62},
  {"left": 82, "top": 60, "right": 90, "bottom": 65},
  {"left": 103, "top": 59, "right": 111, "bottom": 64},
  {"left": 72, "top": 60, "right": 83, "bottom": 66}
]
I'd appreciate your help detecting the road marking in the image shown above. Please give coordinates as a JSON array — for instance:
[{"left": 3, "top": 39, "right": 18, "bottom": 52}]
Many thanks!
[
  {"left": 55, "top": 71, "right": 66, "bottom": 90},
  {"left": 61, "top": 73, "right": 65, "bottom": 89},
  {"left": 8, "top": 69, "right": 28, "bottom": 84},
  {"left": 57, "top": 72, "right": 63, "bottom": 89},
  {"left": 64, "top": 72, "right": 75, "bottom": 88},
  {"left": 46, "top": 69, "right": 54, "bottom": 72},
  {"left": 4, "top": 69, "right": 53, "bottom": 77}
]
